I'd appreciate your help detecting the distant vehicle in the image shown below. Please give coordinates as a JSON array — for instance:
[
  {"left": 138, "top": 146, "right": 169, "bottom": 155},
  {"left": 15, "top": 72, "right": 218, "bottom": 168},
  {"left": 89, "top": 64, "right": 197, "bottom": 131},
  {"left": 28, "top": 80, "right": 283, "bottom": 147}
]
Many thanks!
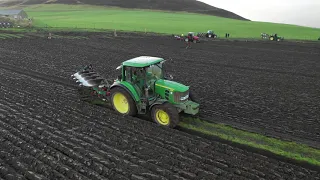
[
  {"left": 173, "top": 32, "right": 201, "bottom": 43},
  {"left": 205, "top": 30, "right": 217, "bottom": 38},
  {"left": 197, "top": 30, "right": 218, "bottom": 38},
  {"left": 269, "top": 34, "right": 284, "bottom": 41},
  {"left": 173, "top": 32, "right": 200, "bottom": 43},
  {"left": 186, "top": 32, "right": 200, "bottom": 43}
]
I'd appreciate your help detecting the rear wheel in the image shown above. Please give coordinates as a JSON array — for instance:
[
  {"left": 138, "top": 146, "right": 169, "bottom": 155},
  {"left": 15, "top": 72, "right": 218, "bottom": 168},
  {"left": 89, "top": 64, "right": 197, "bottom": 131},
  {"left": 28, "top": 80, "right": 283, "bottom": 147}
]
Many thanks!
[
  {"left": 110, "top": 87, "right": 137, "bottom": 116},
  {"left": 151, "top": 103, "right": 179, "bottom": 128}
]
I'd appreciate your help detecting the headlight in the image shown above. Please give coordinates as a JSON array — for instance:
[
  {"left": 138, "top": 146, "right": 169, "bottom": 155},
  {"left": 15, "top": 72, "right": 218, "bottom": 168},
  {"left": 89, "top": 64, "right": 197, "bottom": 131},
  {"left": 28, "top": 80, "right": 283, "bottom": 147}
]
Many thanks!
[
  {"left": 180, "top": 94, "right": 189, "bottom": 101},
  {"left": 174, "top": 90, "right": 189, "bottom": 103}
]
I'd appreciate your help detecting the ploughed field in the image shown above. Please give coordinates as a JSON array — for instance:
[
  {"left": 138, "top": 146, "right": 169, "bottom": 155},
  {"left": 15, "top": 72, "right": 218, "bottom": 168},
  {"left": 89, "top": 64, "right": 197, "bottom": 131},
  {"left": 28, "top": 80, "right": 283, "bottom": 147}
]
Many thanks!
[
  {"left": 0, "top": 32, "right": 319, "bottom": 179},
  {"left": 1, "top": 32, "right": 320, "bottom": 147}
]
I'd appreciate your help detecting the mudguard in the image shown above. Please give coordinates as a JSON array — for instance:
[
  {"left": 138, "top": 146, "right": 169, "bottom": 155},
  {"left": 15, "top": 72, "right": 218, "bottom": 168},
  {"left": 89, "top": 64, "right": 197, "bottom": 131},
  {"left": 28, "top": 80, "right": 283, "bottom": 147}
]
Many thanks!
[
  {"left": 110, "top": 81, "right": 141, "bottom": 102},
  {"left": 148, "top": 99, "right": 169, "bottom": 111}
]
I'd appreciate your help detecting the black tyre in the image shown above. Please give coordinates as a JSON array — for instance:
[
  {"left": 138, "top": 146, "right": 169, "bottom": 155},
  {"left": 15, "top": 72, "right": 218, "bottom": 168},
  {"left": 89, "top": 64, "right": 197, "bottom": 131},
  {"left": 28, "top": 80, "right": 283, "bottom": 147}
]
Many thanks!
[
  {"left": 151, "top": 103, "right": 179, "bottom": 128},
  {"left": 189, "top": 91, "right": 199, "bottom": 103},
  {"left": 110, "top": 87, "right": 137, "bottom": 116}
]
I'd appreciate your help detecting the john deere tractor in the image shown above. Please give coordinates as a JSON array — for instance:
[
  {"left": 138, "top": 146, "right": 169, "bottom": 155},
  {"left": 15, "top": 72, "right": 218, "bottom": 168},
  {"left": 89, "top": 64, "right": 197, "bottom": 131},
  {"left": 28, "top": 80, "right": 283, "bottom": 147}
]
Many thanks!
[
  {"left": 269, "top": 34, "right": 284, "bottom": 41},
  {"left": 71, "top": 56, "right": 200, "bottom": 128}
]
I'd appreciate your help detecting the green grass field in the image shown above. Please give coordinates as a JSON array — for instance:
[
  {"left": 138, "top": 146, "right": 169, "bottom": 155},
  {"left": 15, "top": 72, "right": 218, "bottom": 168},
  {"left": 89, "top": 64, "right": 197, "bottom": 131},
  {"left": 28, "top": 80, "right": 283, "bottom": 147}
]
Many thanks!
[{"left": 21, "top": 4, "right": 320, "bottom": 40}]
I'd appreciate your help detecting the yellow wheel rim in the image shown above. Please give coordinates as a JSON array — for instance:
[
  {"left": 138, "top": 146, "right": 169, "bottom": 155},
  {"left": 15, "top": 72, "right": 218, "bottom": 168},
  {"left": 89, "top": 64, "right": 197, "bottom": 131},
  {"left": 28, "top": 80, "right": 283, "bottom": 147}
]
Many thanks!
[
  {"left": 113, "top": 92, "right": 129, "bottom": 114},
  {"left": 155, "top": 110, "right": 170, "bottom": 125}
]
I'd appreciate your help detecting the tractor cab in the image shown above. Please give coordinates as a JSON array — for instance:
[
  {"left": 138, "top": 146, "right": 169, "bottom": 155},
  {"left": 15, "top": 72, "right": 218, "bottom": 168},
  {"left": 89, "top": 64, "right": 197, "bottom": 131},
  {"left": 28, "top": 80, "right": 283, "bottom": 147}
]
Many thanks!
[
  {"left": 188, "top": 32, "right": 195, "bottom": 36},
  {"left": 116, "top": 56, "right": 167, "bottom": 98}
]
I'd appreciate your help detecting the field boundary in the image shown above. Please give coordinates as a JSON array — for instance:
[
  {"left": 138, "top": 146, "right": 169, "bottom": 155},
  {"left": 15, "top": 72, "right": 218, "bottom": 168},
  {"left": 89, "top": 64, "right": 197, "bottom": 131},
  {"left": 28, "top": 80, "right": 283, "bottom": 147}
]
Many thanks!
[{"left": 1, "top": 27, "right": 320, "bottom": 44}]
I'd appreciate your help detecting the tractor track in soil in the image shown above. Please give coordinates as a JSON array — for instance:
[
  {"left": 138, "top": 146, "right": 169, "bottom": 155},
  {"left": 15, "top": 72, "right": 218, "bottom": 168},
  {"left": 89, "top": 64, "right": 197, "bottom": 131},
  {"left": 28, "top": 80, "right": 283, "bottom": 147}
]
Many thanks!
[
  {"left": 0, "top": 33, "right": 319, "bottom": 149},
  {"left": 0, "top": 63, "right": 319, "bottom": 179}
]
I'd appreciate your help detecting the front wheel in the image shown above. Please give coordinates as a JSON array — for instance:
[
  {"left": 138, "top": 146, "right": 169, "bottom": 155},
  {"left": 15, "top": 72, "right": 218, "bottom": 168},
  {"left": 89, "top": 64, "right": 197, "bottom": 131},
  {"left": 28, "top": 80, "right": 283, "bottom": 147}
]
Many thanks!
[
  {"left": 110, "top": 87, "right": 137, "bottom": 116},
  {"left": 189, "top": 91, "right": 199, "bottom": 103},
  {"left": 151, "top": 103, "right": 179, "bottom": 128}
]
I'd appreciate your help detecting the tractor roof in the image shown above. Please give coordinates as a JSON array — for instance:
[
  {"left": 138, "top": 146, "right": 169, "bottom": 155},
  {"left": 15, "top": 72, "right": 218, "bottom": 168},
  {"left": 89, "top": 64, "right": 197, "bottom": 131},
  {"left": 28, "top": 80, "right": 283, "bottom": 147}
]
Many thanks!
[{"left": 122, "top": 56, "right": 164, "bottom": 67}]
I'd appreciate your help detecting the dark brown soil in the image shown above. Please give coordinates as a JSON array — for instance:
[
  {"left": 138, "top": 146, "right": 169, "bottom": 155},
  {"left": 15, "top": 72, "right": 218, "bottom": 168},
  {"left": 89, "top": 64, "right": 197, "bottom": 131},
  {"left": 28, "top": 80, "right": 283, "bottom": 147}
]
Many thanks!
[{"left": 0, "top": 32, "right": 319, "bottom": 179}]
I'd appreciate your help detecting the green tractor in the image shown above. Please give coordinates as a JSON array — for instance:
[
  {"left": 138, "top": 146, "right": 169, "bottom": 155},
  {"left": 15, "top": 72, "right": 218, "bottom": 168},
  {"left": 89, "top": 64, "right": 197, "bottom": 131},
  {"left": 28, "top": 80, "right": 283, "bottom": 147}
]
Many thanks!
[
  {"left": 71, "top": 56, "right": 200, "bottom": 128},
  {"left": 269, "top": 33, "right": 284, "bottom": 41}
]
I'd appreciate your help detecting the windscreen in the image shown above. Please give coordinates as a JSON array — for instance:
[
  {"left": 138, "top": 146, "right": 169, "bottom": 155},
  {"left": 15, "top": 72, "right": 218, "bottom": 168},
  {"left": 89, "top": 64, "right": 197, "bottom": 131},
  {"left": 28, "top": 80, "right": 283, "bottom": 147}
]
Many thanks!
[{"left": 146, "top": 62, "right": 163, "bottom": 79}]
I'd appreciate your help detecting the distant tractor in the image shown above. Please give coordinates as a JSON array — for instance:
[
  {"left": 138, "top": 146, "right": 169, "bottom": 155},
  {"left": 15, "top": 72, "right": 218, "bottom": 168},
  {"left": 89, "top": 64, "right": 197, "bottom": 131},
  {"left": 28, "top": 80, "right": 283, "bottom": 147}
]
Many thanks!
[
  {"left": 196, "top": 30, "right": 217, "bottom": 38},
  {"left": 205, "top": 30, "right": 217, "bottom": 38},
  {"left": 185, "top": 32, "right": 200, "bottom": 43},
  {"left": 174, "top": 32, "right": 200, "bottom": 43},
  {"left": 71, "top": 56, "right": 200, "bottom": 128},
  {"left": 269, "top": 34, "right": 284, "bottom": 41}
]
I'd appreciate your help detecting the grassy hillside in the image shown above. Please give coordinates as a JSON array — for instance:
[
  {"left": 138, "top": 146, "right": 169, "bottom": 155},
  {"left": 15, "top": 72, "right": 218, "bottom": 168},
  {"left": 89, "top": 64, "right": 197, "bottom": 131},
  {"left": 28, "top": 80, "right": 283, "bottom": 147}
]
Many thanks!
[
  {"left": 0, "top": 0, "right": 248, "bottom": 20},
  {"left": 23, "top": 4, "right": 320, "bottom": 40}
]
